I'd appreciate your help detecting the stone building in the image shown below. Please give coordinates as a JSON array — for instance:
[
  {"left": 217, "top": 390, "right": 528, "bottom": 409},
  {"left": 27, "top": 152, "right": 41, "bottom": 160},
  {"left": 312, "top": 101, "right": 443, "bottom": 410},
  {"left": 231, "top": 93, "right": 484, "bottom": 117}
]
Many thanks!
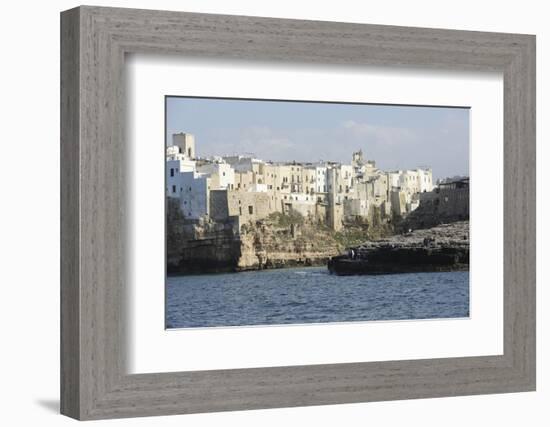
[
  {"left": 172, "top": 132, "right": 196, "bottom": 159},
  {"left": 210, "top": 189, "right": 270, "bottom": 224},
  {"left": 170, "top": 171, "right": 210, "bottom": 219},
  {"left": 167, "top": 132, "right": 445, "bottom": 230},
  {"left": 197, "top": 162, "right": 235, "bottom": 190},
  {"left": 396, "top": 168, "right": 434, "bottom": 195},
  {"left": 437, "top": 178, "right": 469, "bottom": 219},
  {"left": 391, "top": 190, "right": 408, "bottom": 217},
  {"left": 301, "top": 166, "right": 317, "bottom": 196},
  {"left": 403, "top": 177, "right": 470, "bottom": 228}
]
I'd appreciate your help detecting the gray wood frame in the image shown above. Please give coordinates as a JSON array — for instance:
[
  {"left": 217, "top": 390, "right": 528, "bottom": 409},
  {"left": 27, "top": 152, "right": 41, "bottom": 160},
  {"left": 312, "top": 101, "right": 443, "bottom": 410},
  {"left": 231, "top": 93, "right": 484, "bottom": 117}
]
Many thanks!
[{"left": 60, "top": 5, "right": 536, "bottom": 420}]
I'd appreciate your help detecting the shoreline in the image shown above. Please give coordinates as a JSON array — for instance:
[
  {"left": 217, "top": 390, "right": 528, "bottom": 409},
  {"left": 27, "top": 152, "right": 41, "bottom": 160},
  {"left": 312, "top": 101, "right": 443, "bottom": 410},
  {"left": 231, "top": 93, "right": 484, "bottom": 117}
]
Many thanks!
[
  {"left": 168, "top": 221, "right": 469, "bottom": 277},
  {"left": 328, "top": 221, "right": 469, "bottom": 276},
  {"left": 167, "top": 258, "right": 331, "bottom": 277},
  {"left": 167, "top": 264, "right": 328, "bottom": 278}
]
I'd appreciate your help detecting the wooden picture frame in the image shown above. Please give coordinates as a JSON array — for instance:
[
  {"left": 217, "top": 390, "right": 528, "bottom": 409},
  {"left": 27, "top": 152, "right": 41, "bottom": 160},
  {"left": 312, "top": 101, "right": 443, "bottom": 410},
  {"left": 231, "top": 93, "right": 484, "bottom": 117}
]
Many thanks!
[{"left": 60, "top": 5, "right": 536, "bottom": 420}]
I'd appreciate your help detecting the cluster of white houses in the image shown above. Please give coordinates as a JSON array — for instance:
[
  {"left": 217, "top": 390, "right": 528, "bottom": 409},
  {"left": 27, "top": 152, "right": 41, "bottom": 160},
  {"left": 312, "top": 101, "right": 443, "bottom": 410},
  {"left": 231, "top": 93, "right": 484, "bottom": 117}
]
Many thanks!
[{"left": 167, "top": 133, "right": 435, "bottom": 231}]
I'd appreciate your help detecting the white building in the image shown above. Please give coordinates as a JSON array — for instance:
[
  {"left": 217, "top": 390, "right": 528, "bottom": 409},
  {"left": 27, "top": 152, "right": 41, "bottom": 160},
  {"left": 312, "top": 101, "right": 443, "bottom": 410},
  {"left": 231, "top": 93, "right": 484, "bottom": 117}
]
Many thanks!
[
  {"left": 305, "top": 164, "right": 328, "bottom": 194},
  {"left": 417, "top": 168, "right": 434, "bottom": 193},
  {"left": 398, "top": 168, "right": 433, "bottom": 195},
  {"left": 196, "top": 162, "right": 235, "bottom": 190},
  {"left": 222, "top": 155, "right": 263, "bottom": 173},
  {"left": 387, "top": 168, "right": 433, "bottom": 194},
  {"left": 387, "top": 171, "right": 401, "bottom": 189},
  {"left": 167, "top": 170, "right": 210, "bottom": 219},
  {"left": 167, "top": 133, "right": 208, "bottom": 219}
]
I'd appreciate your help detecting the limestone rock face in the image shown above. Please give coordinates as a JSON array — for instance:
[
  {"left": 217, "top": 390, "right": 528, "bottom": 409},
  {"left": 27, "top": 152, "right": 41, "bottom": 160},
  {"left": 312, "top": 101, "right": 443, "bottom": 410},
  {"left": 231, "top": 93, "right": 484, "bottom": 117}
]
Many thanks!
[
  {"left": 237, "top": 220, "right": 341, "bottom": 271},
  {"left": 166, "top": 199, "right": 396, "bottom": 275},
  {"left": 167, "top": 218, "right": 242, "bottom": 274},
  {"left": 328, "top": 221, "right": 470, "bottom": 275},
  {"left": 167, "top": 216, "right": 343, "bottom": 274},
  {"left": 355, "top": 221, "right": 469, "bottom": 253}
]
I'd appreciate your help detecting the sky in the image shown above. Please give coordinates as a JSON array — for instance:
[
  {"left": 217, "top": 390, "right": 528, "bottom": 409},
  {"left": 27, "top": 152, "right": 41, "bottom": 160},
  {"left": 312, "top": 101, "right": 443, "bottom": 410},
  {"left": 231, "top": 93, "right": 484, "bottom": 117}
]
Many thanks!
[{"left": 166, "top": 96, "right": 470, "bottom": 180}]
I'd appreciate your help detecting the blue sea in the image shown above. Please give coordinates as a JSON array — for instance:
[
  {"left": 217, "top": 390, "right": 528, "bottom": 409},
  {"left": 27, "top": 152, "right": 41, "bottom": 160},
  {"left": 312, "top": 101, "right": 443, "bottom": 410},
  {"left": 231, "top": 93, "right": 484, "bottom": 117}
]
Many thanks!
[{"left": 166, "top": 267, "right": 469, "bottom": 328}]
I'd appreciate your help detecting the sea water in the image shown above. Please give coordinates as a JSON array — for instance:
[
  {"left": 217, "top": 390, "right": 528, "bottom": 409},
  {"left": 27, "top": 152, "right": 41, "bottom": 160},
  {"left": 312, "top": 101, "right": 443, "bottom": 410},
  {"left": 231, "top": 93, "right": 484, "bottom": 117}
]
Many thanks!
[{"left": 166, "top": 267, "right": 469, "bottom": 328}]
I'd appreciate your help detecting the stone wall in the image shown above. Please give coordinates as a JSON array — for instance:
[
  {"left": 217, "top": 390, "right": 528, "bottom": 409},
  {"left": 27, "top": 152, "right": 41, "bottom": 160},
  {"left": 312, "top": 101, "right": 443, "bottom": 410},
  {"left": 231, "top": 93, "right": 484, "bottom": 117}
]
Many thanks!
[
  {"left": 438, "top": 187, "right": 469, "bottom": 218},
  {"left": 227, "top": 191, "right": 270, "bottom": 224},
  {"left": 391, "top": 190, "right": 407, "bottom": 216},
  {"left": 209, "top": 189, "right": 271, "bottom": 225},
  {"left": 209, "top": 189, "right": 229, "bottom": 221},
  {"left": 401, "top": 185, "right": 469, "bottom": 230}
]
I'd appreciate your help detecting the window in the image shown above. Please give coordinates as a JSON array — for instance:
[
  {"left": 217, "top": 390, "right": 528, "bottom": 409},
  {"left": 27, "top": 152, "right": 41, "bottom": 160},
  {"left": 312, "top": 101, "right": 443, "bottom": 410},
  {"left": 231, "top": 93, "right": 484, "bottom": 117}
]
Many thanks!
[
  {"left": 187, "top": 148, "right": 192, "bottom": 157},
  {"left": 239, "top": 207, "right": 242, "bottom": 215},
  {"left": 170, "top": 168, "right": 174, "bottom": 177},
  {"left": 172, "top": 185, "right": 176, "bottom": 193},
  {"left": 248, "top": 206, "right": 254, "bottom": 215}
]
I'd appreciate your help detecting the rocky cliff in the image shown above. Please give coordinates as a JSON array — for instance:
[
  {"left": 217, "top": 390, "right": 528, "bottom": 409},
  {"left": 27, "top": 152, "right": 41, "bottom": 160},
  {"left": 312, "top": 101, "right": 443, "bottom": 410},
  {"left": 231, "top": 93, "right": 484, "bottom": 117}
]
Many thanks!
[
  {"left": 167, "top": 218, "right": 242, "bottom": 274},
  {"left": 328, "top": 221, "right": 469, "bottom": 275},
  {"left": 237, "top": 217, "right": 342, "bottom": 271},
  {"left": 167, "top": 200, "right": 395, "bottom": 275}
]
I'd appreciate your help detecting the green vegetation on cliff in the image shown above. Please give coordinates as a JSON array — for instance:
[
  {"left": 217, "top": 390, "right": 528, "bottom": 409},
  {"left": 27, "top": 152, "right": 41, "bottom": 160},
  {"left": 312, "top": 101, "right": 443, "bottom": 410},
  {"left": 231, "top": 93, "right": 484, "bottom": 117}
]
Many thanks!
[
  {"left": 266, "top": 211, "right": 305, "bottom": 227},
  {"left": 254, "top": 209, "right": 395, "bottom": 255}
]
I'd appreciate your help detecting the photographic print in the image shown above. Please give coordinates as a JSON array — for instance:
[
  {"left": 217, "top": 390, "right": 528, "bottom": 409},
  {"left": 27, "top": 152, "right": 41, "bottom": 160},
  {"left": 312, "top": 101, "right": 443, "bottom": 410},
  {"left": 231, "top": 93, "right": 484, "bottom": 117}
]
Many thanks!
[{"left": 165, "top": 97, "right": 470, "bottom": 329}]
